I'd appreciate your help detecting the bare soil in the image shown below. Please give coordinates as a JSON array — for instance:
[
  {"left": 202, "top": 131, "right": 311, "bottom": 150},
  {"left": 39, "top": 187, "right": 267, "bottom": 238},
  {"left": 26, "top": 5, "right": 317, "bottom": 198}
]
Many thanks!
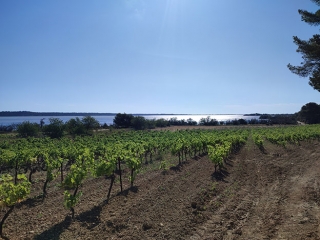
[{"left": 1, "top": 134, "right": 320, "bottom": 240}]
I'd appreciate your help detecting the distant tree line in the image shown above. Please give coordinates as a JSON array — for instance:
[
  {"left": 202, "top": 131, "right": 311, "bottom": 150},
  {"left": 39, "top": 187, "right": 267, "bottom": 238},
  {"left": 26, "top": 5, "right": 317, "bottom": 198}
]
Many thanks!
[
  {"left": 8, "top": 116, "right": 102, "bottom": 138},
  {"left": 258, "top": 102, "right": 320, "bottom": 125},
  {"left": 112, "top": 113, "right": 299, "bottom": 130},
  {"left": 258, "top": 114, "right": 298, "bottom": 125},
  {"left": 2, "top": 104, "right": 320, "bottom": 135},
  {"left": 0, "top": 124, "right": 18, "bottom": 133}
]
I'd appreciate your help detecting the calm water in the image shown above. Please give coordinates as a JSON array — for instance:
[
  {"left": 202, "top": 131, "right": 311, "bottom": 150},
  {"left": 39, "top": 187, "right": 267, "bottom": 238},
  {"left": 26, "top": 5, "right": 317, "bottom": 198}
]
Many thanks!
[{"left": 0, "top": 114, "right": 259, "bottom": 126}]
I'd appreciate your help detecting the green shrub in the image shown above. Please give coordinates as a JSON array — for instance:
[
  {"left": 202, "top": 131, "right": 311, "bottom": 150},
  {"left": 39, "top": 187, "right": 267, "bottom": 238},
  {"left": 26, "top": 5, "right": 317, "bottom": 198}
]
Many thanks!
[{"left": 17, "top": 121, "right": 40, "bottom": 137}]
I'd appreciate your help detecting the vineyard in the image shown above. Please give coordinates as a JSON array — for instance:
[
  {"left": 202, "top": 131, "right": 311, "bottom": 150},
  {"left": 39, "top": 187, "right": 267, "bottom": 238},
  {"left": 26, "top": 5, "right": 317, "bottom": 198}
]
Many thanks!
[{"left": 0, "top": 125, "right": 320, "bottom": 239}]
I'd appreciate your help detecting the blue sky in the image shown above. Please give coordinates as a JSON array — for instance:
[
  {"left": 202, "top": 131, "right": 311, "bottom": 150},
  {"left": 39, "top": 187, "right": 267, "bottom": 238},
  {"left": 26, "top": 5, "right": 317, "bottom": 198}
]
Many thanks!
[{"left": 1, "top": 0, "right": 319, "bottom": 114}]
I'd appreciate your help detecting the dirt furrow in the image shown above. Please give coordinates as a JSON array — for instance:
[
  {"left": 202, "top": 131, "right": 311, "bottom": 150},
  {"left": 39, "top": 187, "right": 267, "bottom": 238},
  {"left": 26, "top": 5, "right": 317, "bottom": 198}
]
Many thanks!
[{"left": 1, "top": 139, "right": 320, "bottom": 239}]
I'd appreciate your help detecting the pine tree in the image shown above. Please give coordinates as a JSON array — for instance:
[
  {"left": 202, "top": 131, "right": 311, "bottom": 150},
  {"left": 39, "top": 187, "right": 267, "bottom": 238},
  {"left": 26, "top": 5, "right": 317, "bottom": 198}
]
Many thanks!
[{"left": 288, "top": 0, "right": 320, "bottom": 92}]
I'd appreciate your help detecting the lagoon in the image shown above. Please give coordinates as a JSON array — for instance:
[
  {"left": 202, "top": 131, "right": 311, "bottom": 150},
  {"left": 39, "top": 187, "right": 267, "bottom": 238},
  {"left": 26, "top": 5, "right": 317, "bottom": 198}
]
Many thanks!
[{"left": 0, "top": 114, "right": 259, "bottom": 126}]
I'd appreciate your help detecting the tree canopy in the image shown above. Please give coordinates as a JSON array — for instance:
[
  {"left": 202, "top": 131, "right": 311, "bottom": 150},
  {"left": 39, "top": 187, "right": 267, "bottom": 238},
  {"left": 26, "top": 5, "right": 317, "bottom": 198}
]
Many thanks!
[
  {"left": 288, "top": 0, "right": 320, "bottom": 92},
  {"left": 43, "top": 118, "right": 65, "bottom": 138},
  {"left": 17, "top": 121, "right": 40, "bottom": 137},
  {"left": 81, "top": 116, "right": 100, "bottom": 132},
  {"left": 113, "top": 113, "right": 134, "bottom": 128},
  {"left": 298, "top": 102, "right": 320, "bottom": 124}
]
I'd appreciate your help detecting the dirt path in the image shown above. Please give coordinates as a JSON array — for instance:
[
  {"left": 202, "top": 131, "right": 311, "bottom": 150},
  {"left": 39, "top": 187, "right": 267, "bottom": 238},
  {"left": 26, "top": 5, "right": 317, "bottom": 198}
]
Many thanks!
[{"left": 1, "top": 138, "right": 320, "bottom": 239}]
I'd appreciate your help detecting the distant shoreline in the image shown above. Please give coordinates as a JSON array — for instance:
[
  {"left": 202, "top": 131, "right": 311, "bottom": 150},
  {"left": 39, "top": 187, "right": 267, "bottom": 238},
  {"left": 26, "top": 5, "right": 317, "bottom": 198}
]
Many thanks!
[
  {"left": 0, "top": 111, "right": 116, "bottom": 117},
  {"left": 0, "top": 111, "right": 257, "bottom": 117}
]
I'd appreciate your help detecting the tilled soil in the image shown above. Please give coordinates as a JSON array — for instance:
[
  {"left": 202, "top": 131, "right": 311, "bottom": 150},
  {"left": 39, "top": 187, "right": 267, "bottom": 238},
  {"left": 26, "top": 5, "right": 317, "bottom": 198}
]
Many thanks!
[{"left": 1, "top": 138, "right": 320, "bottom": 240}]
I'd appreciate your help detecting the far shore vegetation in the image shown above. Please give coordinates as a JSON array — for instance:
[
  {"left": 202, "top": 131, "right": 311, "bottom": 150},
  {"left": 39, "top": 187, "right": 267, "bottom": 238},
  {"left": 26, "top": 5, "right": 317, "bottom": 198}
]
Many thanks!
[{"left": 1, "top": 102, "right": 320, "bottom": 137}]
